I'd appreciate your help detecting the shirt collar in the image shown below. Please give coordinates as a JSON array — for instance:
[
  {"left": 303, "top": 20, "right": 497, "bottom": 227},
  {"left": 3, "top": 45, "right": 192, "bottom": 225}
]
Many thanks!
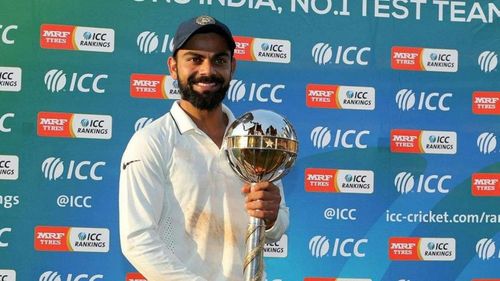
[{"left": 170, "top": 101, "right": 236, "bottom": 135}]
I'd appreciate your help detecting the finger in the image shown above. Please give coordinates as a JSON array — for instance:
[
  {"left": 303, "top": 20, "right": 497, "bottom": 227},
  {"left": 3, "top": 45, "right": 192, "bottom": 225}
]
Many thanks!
[
  {"left": 245, "top": 191, "right": 281, "bottom": 203},
  {"left": 246, "top": 199, "right": 279, "bottom": 211},
  {"left": 245, "top": 190, "right": 264, "bottom": 202},
  {"left": 249, "top": 181, "right": 274, "bottom": 192},
  {"left": 241, "top": 182, "right": 252, "bottom": 194},
  {"left": 247, "top": 208, "right": 278, "bottom": 220}
]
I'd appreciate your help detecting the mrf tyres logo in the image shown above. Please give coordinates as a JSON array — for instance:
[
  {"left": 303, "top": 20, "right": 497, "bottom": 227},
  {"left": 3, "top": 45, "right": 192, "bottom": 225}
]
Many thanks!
[
  {"left": 40, "top": 24, "right": 114, "bottom": 53},
  {"left": 305, "top": 168, "right": 374, "bottom": 194},
  {"left": 306, "top": 84, "right": 375, "bottom": 110},
  {"left": 126, "top": 272, "right": 147, "bottom": 281},
  {"left": 390, "top": 129, "right": 457, "bottom": 154},
  {"left": 37, "top": 112, "right": 112, "bottom": 139},
  {"left": 310, "top": 126, "right": 370, "bottom": 149},
  {"left": 41, "top": 157, "right": 105, "bottom": 181},
  {"left": 0, "top": 66, "right": 22, "bottom": 92},
  {"left": 44, "top": 69, "right": 108, "bottom": 94},
  {"left": 130, "top": 73, "right": 180, "bottom": 99},
  {"left": 391, "top": 46, "right": 458, "bottom": 72},
  {"left": 389, "top": 237, "right": 455, "bottom": 261},
  {"left": 477, "top": 132, "right": 497, "bottom": 154},
  {"left": 394, "top": 172, "right": 452, "bottom": 194},
  {"left": 312, "top": 43, "right": 370, "bottom": 66},
  {"left": 34, "top": 226, "right": 109, "bottom": 252},
  {"left": 395, "top": 89, "right": 452, "bottom": 111},
  {"left": 233, "top": 36, "right": 291, "bottom": 63},
  {"left": 39, "top": 271, "right": 103, "bottom": 281},
  {"left": 473, "top": 92, "right": 500, "bottom": 115},
  {"left": 472, "top": 173, "right": 500, "bottom": 197},
  {"left": 228, "top": 79, "right": 285, "bottom": 104},
  {"left": 0, "top": 155, "right": 19, "bottom": 181},
  {"left": 309, "top": 235, "right": 368, "bottom": 258}
]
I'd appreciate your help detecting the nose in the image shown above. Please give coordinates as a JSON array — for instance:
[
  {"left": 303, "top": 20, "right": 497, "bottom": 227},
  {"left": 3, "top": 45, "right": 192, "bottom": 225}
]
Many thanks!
[{"left": 198, "top": 59, "right": 216, "bottom": 76}]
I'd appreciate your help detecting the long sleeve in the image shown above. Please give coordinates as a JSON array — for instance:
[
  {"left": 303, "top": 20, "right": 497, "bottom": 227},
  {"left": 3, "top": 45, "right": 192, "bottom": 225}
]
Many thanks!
[
  {"left": 264, "top": 180, "right": 289, "bottom": 242},
  {"left": 119, "top": 132, "right": 207, "bottom": 281}
]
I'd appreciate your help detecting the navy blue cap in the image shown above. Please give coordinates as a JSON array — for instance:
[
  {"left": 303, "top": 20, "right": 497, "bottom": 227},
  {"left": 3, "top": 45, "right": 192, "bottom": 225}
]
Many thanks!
[{"left": 172, "top": 15, "right": 236, "bottom": 55}]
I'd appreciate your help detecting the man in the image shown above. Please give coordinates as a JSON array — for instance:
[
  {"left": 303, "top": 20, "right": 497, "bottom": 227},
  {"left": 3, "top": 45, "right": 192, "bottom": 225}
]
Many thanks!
[{"left": 119, "top": 15, "right": 289, "bottom": 281}]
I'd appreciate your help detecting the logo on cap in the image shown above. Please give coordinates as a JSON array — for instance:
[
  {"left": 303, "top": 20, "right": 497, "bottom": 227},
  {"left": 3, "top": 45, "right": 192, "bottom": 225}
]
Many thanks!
[{"left": 196, "top": 16, "right": 215, "bottom": 25}]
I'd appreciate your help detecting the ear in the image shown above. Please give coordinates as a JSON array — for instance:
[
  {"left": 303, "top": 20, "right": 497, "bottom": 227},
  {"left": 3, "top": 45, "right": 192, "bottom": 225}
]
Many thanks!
[{"left": 168, "top": 56, "right": 178, "bottom": 80}]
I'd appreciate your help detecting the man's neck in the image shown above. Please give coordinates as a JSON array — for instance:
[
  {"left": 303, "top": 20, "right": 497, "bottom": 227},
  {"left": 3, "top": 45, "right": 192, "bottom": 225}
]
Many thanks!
[{"left": 179, "top": 100, "right": 228, "bottom": 147}]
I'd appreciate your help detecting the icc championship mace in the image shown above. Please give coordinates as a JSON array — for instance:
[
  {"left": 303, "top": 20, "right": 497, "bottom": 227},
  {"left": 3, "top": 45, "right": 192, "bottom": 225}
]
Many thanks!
[{"left": 224, "top": 109, "right": 298, "bottom": 281}]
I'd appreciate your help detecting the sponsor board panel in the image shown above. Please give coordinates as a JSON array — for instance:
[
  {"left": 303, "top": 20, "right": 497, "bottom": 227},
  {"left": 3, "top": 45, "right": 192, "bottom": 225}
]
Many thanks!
[
  {"left": 0, "top": 67, "right": 22, "bottom": 92},
  {"left": 40, "top": 24, "right": 114, "bottom": 52}
]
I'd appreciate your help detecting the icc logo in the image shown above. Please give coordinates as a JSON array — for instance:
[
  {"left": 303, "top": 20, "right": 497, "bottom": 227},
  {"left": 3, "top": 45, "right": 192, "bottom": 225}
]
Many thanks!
[
  {"left": 39, "top": 271, "right": 103, "bottom": 281},
  {"left": 261, "top": 43, "right": 284, "bottom": 52},
  {"left": 310, "top": 126, "right": 369, "bottom": 149},
  {"left": 430, "top": 52, "right": 452, "bottom": 62},
  {"left": 476, "top": 238, "right": 499, "bottom": 260},
  {"left": 0, "top": 24, "right": 17, "bottom": 44},
  {"left": 81, "top": 119, "right": 104, "bottom": 128},
  {"left": 309, "top": 235, "right": 367, "bottom": 258},
  {"left": 477, "top": 132, "right": 497, "bottom": 154},
  {"left": 427, "top": 242, "right": 449, "bottom": 250},
  {"left": 0, "top": 113, "right": 14, "bottom": 133},
  {"left": 394, "top": 172, "right": 451, "bottom": 194},
  {"left": 137, "top": 31, "right": 173, "bottom": 54},
  {"left": 0, "top": 227, "right": 11, "bottom": 247},
  {"left": 312, "top": 43, "right": 370, "bottom": 65},
  {"left": 396, "top": 89, "right": 452, "bottom": 111},
  {"left": 345, "top": 174, "right": 366, "bottom": 183},
  {"left": 310, "top": 127, "right": 331, "bottom": 148},
  {"left": 134, "top": 117, "right": 154, "bottom": 131},
  {"left": 478, "top": 51, "right": 498, "bottom": 73},
  {"left": 346, "top": 90, "right": 368, "bottom": 99},
  {"left": 44, "top": 69, "right": 108, "bottom": 94},
  {"left": 78, "top": 232, "right": 101, "bottom": 241},
  {"left": 83, "top": 32, "right": 106, "bottom": 41},
  {"left": 429, "top": 135, "right": 451, "bottom": 144},
  {"left": 41, "top": 157, "right": 106, "bottom": 181},
  {"left": 228, "top": 80, "right": 285, "bottom": 103}
]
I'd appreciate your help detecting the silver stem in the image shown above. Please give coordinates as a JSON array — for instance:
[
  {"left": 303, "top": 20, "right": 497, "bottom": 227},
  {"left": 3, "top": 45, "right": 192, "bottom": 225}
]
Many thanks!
[{"left": 243, "top": 216, "right": 265, "bottom": 281}]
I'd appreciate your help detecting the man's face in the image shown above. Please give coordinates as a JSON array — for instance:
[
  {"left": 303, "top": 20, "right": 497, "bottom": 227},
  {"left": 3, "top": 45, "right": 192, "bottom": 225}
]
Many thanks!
[{"left": 168, "top": 32, "right": 235, "bottom": 111}]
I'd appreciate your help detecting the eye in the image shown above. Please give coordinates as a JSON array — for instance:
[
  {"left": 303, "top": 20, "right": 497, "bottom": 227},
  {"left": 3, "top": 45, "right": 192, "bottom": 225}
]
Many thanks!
[
  {"left": 189, "top": 56, "right": 203, "bottom": 64},
  {"left": 214, "top": 57, "right": 228, "bottom": 65},
  {"left": 186, "top": 56, "right": 203, "bottom": 64}
]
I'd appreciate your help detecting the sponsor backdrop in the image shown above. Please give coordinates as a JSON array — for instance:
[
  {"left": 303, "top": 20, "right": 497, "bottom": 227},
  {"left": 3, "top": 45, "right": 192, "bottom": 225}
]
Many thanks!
[{"left": 0, "top": 0, "right": 499, "bottom": 280}]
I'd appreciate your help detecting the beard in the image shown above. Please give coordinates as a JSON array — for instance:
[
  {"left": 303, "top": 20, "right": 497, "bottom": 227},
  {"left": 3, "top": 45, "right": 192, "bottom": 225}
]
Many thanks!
[{"left": 177, "top": 72, "right": 229, "bottom": 111}]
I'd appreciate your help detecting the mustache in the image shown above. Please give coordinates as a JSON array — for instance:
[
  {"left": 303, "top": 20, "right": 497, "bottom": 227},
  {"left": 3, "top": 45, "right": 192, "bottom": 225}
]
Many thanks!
[{"left": 187, "top": 74, "right": 224, "bottom": 85}]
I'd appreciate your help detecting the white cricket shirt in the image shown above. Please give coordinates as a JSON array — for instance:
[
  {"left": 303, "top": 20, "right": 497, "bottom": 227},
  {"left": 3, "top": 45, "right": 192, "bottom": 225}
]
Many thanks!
[{"left": 119, "top": 101, "right": 289, "bottom": 281}]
